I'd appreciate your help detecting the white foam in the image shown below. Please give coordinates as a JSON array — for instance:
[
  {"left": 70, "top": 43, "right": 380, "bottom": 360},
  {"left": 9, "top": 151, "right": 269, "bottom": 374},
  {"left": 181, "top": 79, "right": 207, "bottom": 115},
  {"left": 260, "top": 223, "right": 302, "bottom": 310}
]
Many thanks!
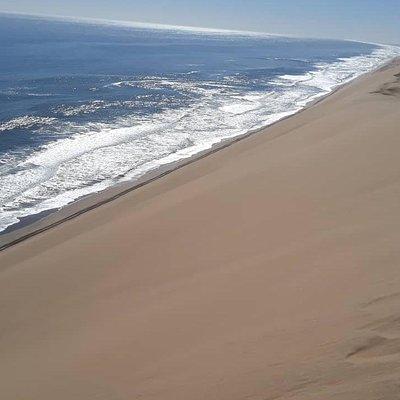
[
  {"left": 275, "top": 46, "right": 400, "bottom": 94},
  {"left": 0, "top": 116, "right": 57, "bottom": 132},
  {"left": 1, "top": 45, "right": 399, "bottom": 233},
  {"left": 220, "top": 102, "right": 259, "bottom": 115}
]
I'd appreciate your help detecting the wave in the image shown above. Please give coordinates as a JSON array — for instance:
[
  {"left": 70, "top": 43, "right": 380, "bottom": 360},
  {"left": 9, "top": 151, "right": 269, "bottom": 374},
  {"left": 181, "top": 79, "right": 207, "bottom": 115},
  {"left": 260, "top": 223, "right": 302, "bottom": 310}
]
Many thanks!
[
  {"left": 0, "top": 45, "right": 399, "bottom": 233},
  {"left": 0, "top": 116, "right": 57, "bottom": 133}
]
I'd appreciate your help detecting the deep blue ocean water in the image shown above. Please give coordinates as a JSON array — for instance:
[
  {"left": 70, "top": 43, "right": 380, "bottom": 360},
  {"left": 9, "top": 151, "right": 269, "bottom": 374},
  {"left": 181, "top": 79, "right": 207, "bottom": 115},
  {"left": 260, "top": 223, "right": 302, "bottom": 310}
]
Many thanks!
[{"left": 0, "top": 13, "right": 398, "bottom": 232}]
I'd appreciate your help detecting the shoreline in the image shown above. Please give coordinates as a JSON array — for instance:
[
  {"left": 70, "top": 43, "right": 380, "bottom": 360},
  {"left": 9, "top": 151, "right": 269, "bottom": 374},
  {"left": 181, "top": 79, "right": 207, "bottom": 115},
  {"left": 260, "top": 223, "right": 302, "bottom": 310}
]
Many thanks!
[
  {"left": 1, "top": 56, "right": 398, "bottom": 251},
  {"left": 1, "top": 55, "right": 400, "bottom": 400}
]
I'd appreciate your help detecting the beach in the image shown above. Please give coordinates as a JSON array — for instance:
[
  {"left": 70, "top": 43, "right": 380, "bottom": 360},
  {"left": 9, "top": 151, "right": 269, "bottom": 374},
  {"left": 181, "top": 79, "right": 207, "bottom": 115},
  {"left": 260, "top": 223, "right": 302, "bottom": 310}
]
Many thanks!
[{"left": 1, "top": 58, "right": 400, "bottom": 399}]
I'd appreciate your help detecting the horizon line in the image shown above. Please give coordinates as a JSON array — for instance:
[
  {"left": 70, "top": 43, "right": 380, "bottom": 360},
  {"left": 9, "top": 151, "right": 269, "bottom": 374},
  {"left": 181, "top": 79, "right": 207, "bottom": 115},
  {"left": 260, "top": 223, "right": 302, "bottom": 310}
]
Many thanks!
[{"left": 0, "top": 10, "right": 393, "bottom": 47}]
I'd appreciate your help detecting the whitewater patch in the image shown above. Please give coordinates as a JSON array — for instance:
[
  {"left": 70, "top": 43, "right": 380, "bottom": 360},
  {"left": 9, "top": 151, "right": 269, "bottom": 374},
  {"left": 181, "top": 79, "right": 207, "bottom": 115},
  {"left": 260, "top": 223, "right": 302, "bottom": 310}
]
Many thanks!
[
  {"left": 0, "top": 45, "right": 399, "bottom": 233},
  {"left": 0, "top": 116, "right": 57, "bottom": 132},
  {"left": 274, "top": 46, "right": 400, "bottom": 93}
]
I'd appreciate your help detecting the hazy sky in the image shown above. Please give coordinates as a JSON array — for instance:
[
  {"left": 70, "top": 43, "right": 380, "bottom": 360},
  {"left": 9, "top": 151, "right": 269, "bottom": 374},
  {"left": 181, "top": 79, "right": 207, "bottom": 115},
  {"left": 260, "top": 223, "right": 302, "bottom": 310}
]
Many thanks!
[{"left": 0, "top": 0, "right": 399, "bottom": 44}]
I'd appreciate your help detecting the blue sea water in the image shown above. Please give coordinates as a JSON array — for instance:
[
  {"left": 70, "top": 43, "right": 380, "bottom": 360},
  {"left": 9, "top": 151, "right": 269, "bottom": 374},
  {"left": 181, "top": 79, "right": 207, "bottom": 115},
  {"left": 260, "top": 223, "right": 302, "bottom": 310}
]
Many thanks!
[{"left": 0, "top": 13, "right": 398, "bottom": 232}]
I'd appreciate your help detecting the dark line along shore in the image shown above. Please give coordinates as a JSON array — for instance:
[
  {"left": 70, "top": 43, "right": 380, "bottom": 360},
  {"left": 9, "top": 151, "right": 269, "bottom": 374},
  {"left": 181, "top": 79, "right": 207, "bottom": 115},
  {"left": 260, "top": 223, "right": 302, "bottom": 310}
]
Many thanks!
[{"left": 1, "top": 58, "right": 397, "bottom": 252}]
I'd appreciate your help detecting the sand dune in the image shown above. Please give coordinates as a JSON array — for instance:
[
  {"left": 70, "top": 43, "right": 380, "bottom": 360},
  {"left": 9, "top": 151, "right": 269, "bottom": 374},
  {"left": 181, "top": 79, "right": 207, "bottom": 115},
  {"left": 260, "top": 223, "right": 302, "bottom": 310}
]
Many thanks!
[{"left": 0, "top": 59, "right": 400, "bottom": 399}]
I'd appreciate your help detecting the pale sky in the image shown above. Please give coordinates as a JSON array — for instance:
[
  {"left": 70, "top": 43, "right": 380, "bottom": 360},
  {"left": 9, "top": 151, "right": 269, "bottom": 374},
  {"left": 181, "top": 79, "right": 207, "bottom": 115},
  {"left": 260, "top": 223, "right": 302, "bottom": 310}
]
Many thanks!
[{"left": 0, "top": 0, "right": 399, "bottom": 44}]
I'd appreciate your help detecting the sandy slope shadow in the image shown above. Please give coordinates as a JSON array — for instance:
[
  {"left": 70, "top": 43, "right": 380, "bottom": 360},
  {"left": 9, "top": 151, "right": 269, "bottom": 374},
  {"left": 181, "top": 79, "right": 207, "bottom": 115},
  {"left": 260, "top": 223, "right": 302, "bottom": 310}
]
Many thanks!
[{"left": 372, "top": 72, "right": 400, "bottom": 96}]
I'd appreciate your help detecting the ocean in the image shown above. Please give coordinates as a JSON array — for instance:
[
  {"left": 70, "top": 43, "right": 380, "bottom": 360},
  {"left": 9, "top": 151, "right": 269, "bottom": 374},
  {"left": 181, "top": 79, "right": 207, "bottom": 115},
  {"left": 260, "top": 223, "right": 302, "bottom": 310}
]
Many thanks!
[{"left": 0, "top": 13, "right": 398, "bottom": 233}]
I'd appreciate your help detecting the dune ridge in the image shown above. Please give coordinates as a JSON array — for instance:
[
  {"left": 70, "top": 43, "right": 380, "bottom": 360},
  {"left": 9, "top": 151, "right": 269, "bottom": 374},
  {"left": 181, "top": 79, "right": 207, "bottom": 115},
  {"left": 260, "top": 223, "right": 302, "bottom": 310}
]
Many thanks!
[{"left": 0, "top": 59, "right": 400, "bottom": 399}]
